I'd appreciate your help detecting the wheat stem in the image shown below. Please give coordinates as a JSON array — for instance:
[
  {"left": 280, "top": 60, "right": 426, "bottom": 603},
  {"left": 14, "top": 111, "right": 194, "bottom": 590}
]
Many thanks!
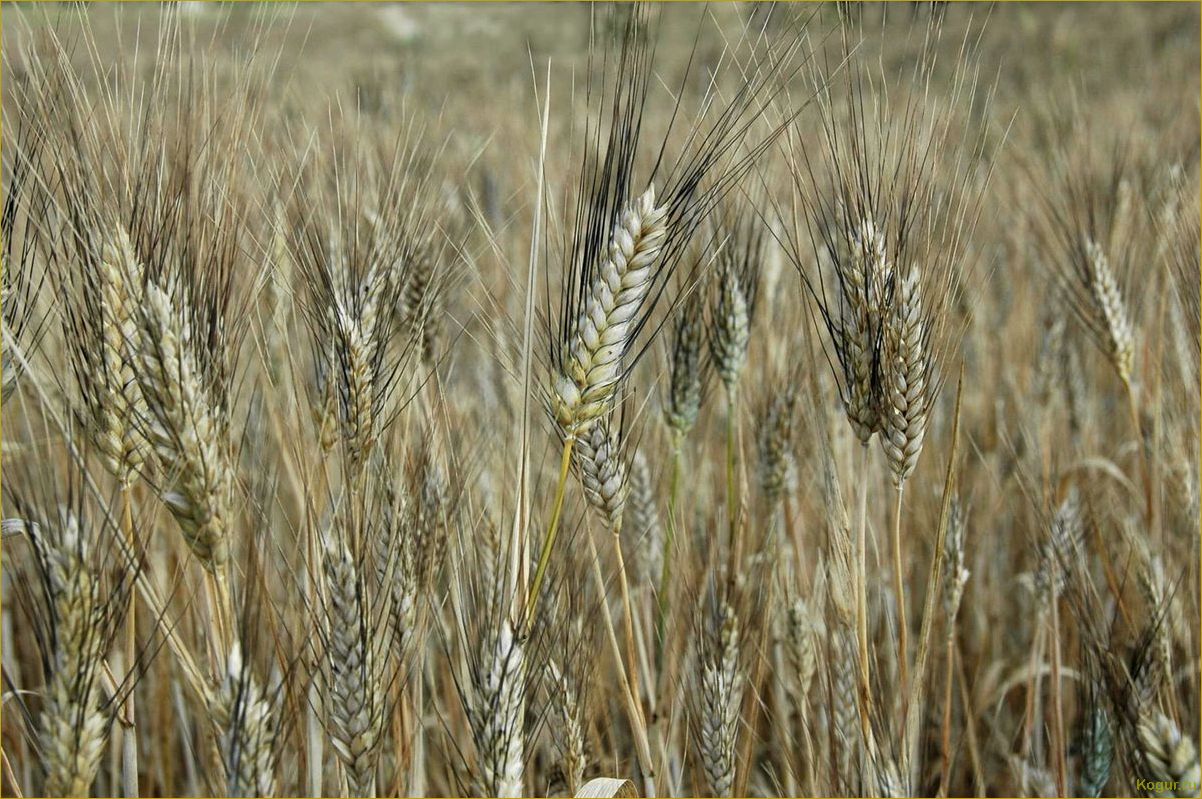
[
  {"left": 725, "top": 387, "right": 741, "bottom": 582},
  {"left": 1125, "top": 381, "right": 1156, "bottom": 527},
  {"left": 1049, "top": 589, "right": 1068, "bottom": 797},
  {"left": 611, "top": 518, "right": 646, "bottom": 736},
  {"left": 119, "top": 491, "right": 139, "bottom": 799},
  {"left": 855, "top": 444, "right": 872, "bottom": 741},
  {"left": 584, "top": 532, "right": 656, "bottom": 795},
  {"left": 938, "top": 629, "right": 956, "bottom": 797},
  {"left": 656, "top": 433, "right": 683, "bottom": 671},
  {"left": 525, "top": 435, "right": 575, "bottom": 633},
  {"left": 892, "top": 488, "right": 910, "bottom": 697}
]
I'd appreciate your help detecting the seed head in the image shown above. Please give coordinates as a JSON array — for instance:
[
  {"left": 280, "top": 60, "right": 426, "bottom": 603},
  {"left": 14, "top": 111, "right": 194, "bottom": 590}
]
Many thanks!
[{"left": 554, "top": 187, "right": 667, "bottom": 435}]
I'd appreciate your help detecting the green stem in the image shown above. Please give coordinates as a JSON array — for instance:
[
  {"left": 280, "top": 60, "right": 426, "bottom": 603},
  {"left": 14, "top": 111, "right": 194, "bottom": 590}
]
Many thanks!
[{"left": 525, "top": 435, "right": 576, "bottom": 633}]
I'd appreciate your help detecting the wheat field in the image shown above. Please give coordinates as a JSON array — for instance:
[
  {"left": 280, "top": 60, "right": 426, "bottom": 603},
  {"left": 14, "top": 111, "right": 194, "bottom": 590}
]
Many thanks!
[{"left": 0, "top": 3, "right": 1199, "bottom": 798}]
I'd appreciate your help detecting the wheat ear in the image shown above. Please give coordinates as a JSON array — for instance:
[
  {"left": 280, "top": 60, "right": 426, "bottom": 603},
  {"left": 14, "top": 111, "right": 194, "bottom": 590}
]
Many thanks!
[
  {"left": 1084, "top": 237, "right": 1135, "bottom": 386},
  {"left": 553, "top": 187, "right": 667, "bottom": 434},
  {"left": 882, "top": 269, "right": 930, "bottom": 487},
  {"left": 1137, "top": 712, "right": 1201, "bottom": 797},
  {"left": 210, "top": 644, "right": 277, "bottom": 798},
  {"left": 95, "top": 227, "right": 149, "bottom": 485},
  {"left": 471, "top": 619, "right": 525, "bottom": 797},
  {"left": 699, "top": 598, "right": 742, "bottom": 798},
  {"left": 1076, "top": 702, "right": 1113, "bottom": 797},
  {"left": 756, "top": 386, "right": 798, "bottom": 509},
  {"left": 664, "top": 294, "right": 706, "bottom": 438},
  {"left": 573, "top": 416, "right": 628, "bottom": 529},
  {"left": 547, "top": 659, "right": 587, "bottom": 796},
  {"left": 786, "top": 597, "right": 819, "bottom": 707},
  {"left": 323, "top": 540, "right": 386, "bottom": 797},
  {"left": 335, "top": 259, "right": 387, "bottom": 469},
  {"left": 137, "top": 281, "right": 233, "bottom": 571},
  {"left": 710, "top": 259, "right": 751, "bottom": 396},
  {"left": 38, "top": 513, "right": 109, "bottom": 798},
  {"left": 842, "top": 217, "right": 893, "bottom": 444},
  {"left": 626, "top": 449, "right": 663, "bottom": 588}
]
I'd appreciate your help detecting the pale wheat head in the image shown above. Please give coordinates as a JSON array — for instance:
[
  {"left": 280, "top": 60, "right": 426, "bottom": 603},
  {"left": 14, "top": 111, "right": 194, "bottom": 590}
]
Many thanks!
[
  {"left": 664, "top": 292, "right": 708, "bottom": 438},
  {"left": 37, "top": 511, "right": 110, "bottom": 799},
  {"left": 210, "top": 644, "right": 277, "bottom": 798},
  {"left": 136, "top": 280, "right": 234, "bottom": 571},
  {"left": 553, "top": 187, "right": 668, "bottom": 436},
  {"left": 573, "top": 414, "right": 629, "bottom": 530}
]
